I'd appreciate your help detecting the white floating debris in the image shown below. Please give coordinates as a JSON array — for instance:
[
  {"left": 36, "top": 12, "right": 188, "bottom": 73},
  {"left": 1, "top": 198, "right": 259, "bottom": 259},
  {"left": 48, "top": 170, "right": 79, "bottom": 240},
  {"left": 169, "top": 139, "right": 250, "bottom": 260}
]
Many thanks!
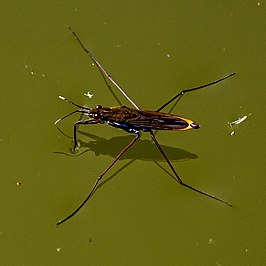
[
  {"left": 228, "top": 113, "right": 252, "bottom": 126},
  {"left": 227, "top": 113, "right": 252, "bottom": 136},
  {"left": 84, "top": 91, "right": 93, "bottom": 98}
]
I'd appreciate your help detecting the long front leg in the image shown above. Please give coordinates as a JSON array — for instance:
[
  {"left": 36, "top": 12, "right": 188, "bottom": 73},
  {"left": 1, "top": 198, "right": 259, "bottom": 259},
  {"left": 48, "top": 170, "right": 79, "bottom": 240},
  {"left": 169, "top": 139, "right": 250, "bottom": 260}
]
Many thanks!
[
  {"left": 57, "top": 132, "right": 140, "bottom": 225},
  {"left": 149, "top": 130, "right": 231, "bottom": 206},
  {"left": 72, "top": 119, "right": 100, "bottom": 152}
]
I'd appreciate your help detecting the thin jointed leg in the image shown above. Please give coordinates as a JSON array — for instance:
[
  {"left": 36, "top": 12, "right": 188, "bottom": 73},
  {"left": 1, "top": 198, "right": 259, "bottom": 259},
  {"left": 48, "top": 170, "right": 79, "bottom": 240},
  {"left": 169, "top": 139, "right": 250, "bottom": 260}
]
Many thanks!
[
  {"left": 57, "top": 132, "right": 140, "bottom": 225},
  {"left": 72, "top": 119, "right": 99, "bottom": 152},
  {"left": 149, "top": 130, "right": 232, "bottom": 207},
  {"left": 68, "top": 26, "right": 140, "bottom": 110},
  {"left": 156, "top": 73, "right": 235, "bottom": 112}
]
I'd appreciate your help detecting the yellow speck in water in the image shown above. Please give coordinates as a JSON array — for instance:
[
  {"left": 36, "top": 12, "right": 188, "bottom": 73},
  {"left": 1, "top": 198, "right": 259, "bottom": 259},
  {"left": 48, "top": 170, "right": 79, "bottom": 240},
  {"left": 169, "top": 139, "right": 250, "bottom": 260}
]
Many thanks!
[{"left": 208, "top": 238, "right": 216, "bottom": 246}]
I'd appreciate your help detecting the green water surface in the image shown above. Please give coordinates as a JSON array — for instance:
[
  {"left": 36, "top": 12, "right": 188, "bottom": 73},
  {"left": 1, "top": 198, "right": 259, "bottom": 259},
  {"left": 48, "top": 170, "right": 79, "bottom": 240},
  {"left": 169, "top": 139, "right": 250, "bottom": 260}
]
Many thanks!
[{"left": 1, "top": 1, "right": 265, "bottom": 265}]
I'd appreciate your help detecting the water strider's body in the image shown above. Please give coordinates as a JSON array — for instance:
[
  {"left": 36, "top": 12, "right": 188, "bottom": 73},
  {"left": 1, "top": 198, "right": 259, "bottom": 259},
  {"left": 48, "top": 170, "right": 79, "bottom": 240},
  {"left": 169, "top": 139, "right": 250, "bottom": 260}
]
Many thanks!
[
  {"left": 80, "top": 105, "right": 199, "bottom": 133},
  {"left": 56, "top": 98, "right": 201, "bottom": 153},
  {"left": 55, "top": 27, "right": 235, "bottom": 225}
]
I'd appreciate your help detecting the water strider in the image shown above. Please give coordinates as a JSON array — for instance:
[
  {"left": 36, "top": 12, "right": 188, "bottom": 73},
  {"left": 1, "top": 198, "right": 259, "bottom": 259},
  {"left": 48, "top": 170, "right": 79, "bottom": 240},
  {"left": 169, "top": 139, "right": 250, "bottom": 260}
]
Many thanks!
[{"left": 55, "top": 27, "right": 235, "bottom": 225}]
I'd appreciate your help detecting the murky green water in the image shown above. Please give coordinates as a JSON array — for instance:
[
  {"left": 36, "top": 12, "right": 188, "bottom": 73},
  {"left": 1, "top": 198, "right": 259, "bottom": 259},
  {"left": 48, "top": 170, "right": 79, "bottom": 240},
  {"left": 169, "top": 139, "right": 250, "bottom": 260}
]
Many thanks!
[{"left": 1, "top": 1, "right": 266, "bottom": 265}]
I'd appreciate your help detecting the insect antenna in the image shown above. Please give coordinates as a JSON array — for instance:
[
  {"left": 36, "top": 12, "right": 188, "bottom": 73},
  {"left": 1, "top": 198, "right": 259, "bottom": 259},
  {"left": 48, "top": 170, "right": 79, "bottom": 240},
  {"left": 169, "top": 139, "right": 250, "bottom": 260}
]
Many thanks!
[
  {"left": 157, "top": 73, "right": 235, "bottom": 112},
  {"left": 54, "top": 110, "right": 82, "bottom": 125},
  {"left": 58, "top": 95, "right": 85, "bottom": 108},
  {"left": 68, "top": 26, "right": 140, "bottom": 110},
  {"left": 54, "top": 96, "right": 89, "bottom": 124}
]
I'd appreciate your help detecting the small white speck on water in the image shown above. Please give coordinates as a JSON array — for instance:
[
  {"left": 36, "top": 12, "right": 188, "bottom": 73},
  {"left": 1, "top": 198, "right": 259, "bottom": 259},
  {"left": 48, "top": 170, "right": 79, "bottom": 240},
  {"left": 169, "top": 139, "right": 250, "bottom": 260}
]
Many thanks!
[{"left": 84, "top": 91, "right": 94, "bottom": 98}]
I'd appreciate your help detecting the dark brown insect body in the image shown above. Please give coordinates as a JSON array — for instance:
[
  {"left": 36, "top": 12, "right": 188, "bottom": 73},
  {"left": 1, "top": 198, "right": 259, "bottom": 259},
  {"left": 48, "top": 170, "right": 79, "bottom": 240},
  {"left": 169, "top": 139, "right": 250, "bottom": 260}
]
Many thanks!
[
  {"left": 55, "top": 27, "right": 234, "bottom": 226},
  {"left": 83, "top": 105, "right": 200, "bottom": 132}
]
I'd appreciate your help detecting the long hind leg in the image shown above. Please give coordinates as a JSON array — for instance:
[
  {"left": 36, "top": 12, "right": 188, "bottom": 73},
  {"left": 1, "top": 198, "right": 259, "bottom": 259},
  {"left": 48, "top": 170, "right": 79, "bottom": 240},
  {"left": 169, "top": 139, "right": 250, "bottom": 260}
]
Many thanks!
[{"left": 149, "top": 130, "right": 231, "bottom": 206}]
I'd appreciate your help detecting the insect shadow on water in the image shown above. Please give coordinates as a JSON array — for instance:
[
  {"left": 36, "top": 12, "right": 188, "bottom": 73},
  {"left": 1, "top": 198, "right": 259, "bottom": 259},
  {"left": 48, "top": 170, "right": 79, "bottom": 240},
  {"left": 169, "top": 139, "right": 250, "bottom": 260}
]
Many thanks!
[
  {"left": 55, "top": 26, "right": 235, "bottom": 225},
  {"left": 55, "top": 126, "right": 198, "bottom": 161},
  {"left": 54, "top": 128, "right": 199, "bottom": 187}
]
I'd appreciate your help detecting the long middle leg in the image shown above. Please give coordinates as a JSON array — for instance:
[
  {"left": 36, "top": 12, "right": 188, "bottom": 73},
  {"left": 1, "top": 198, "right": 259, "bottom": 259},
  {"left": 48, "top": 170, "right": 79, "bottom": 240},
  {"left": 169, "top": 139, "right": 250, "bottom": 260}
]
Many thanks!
[
  {"left": 68, "top": 27, "right": 140, "bottom": 110},
  {"left": 57, "top": 132, "right": 140, "bottom": 225}
]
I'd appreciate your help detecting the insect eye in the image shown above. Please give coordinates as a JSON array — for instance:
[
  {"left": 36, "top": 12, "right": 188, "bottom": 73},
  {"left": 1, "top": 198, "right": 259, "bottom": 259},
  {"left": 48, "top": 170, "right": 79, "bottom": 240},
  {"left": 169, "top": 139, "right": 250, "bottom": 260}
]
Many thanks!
[{"left": 96, "top": 105, "right": 102, "bottom": 110}]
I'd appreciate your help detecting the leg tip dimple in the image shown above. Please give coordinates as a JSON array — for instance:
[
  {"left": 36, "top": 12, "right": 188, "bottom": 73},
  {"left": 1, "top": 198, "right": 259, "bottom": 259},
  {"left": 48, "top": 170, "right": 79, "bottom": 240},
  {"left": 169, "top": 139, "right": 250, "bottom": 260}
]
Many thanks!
[{"left": 71, "top": 141, "right": 81, "bottom": 153}]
